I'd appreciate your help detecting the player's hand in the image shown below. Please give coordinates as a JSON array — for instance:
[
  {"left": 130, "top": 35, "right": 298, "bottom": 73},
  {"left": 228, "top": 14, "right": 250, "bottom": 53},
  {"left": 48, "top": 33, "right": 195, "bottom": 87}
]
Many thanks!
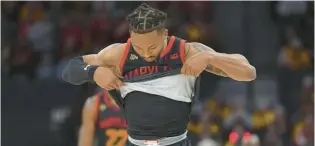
[
  {"left": 93, "top": 67, "right": 124, "bottom": 90},
  {"left": 181, "top": 52, "right": 209, "bottom": 77}
]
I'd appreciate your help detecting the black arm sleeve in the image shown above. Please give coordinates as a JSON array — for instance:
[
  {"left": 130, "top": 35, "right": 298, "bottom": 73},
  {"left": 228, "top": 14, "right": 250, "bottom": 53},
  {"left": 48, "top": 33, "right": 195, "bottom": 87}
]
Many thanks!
[{"left": 62, "top": 56, "right": 98, "bottom": 85}]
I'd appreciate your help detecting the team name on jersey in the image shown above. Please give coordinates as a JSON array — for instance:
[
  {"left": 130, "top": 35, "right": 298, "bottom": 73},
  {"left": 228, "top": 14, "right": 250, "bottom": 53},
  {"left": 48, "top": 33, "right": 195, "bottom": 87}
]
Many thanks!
[{"left": 124, "top": 65, "right": 176, "bottom": 79}]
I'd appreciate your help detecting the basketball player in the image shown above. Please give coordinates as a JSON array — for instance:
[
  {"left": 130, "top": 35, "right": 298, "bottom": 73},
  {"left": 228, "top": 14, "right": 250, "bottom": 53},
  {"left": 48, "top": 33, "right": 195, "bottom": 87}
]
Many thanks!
[
  {"left": 63, "top": 3, "right": 256, "bottom": 146},
  {"left": 78, "top": 90, "right": 127, "bottom": 146}
]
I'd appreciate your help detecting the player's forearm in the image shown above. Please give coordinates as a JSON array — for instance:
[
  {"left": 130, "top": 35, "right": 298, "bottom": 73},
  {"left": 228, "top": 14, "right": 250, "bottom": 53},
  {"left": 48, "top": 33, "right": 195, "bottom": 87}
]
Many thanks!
[
  {"left": 82, "top": 54, "right": 102, "bottom": 65},
  {"left": 62, "top": 55, "right": 99, "bottom": 85},
  {"left": 62, "top": 44, "right": 122, "bottom": 85},
  {"left": 207, "top": 52, "right": 256, "bottom": 81},
  {"left": 78, "top": 136, "right": 94, "bottom": 146},
  {"left": 78, "top": 127, "right": 95, "bottom": 146}
]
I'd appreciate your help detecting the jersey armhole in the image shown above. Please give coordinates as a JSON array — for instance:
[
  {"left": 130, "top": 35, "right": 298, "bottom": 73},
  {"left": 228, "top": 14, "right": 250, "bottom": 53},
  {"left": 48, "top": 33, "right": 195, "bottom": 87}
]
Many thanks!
[
  {"left": 160, "top": 36, "right": 175, "bottom": 58},
  {"left": 119, "top": 38, "right": 131, "bottom": 74},
  {"left": 179, "top": 39, "right": 186, "bottom": 63},
  {"left": 104, "top": 91, "right": 120, "bottom": 110},
  {"left": 94, "top": 93, "right": 101, "bottom": 121},
  {"left": 104, "top": 91, "right": 112, "bottom": 108}
]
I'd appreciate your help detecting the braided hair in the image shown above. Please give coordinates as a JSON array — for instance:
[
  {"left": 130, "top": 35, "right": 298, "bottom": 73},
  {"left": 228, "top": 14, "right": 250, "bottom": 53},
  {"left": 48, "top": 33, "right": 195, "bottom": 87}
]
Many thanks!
[{"left": 126, "top": 3, "right": 167, "bottom": 34}]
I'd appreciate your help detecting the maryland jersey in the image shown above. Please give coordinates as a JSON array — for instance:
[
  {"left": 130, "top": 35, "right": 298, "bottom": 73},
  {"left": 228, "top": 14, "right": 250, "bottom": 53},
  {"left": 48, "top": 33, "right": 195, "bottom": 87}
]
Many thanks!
[
  {"left": 119, "top": 36, "right": 196, "bottom": 103},
  {"left": 94, "top": 91, "right": 127, "bottom": 146},
  {"left": 117, "top": 36, "right": 196, "bottom": 140}
]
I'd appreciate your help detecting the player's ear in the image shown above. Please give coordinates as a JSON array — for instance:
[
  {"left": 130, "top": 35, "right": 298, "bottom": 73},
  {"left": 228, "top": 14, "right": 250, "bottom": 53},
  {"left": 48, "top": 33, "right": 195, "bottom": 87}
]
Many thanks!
[
  {"left": 129, "top": 29, "right": 133, "bottom": 35},
  {"left": 164, "top": 29, "right": 168, "bottom": 38}
]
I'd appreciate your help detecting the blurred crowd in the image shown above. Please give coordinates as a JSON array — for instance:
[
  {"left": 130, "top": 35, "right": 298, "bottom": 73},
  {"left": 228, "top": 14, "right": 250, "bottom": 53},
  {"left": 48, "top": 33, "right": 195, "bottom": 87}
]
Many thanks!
[
  {"left": 1, "top": 1, "right": 314, "bottom": 146},
  {"left": 1, "top": 1, "right": 218, "bottom": 81}
]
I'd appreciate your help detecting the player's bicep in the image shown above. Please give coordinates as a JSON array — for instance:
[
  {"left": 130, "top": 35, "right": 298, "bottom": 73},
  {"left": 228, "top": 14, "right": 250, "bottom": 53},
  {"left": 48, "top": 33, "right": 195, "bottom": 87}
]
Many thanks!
[
  {"left": 78, "top": 97, "right": 98, "bottom": 146},
  {"left": 184, "top": 42, "right": 229, "bottom": 77},
  {"left": 183, "top": 42, "right": 215, "bottom": 60}
]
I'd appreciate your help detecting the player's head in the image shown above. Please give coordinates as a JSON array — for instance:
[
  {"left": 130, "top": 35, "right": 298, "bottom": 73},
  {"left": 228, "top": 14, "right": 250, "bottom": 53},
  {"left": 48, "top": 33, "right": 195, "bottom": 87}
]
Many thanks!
[{"left": 126, "top": 3, "right": 168, "bottom": 62}]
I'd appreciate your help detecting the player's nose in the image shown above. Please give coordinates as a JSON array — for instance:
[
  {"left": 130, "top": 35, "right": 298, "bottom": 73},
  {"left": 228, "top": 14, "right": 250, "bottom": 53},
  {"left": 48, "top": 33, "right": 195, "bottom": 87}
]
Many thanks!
[{"left": 143, "top": 50, "right": 151, "bottom": 58}]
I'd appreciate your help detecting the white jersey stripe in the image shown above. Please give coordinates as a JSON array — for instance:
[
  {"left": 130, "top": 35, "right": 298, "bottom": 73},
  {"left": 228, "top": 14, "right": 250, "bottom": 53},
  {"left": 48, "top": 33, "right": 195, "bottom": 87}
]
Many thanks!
[{"left": 119, "top": 75, "right": 196, "bottom": 102}]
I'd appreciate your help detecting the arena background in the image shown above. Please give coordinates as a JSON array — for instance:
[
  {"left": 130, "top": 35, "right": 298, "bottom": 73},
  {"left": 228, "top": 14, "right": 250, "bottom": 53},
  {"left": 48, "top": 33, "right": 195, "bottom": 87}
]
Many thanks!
[{"left": 1, "top": 1, "right": 314, "bottom": 146}]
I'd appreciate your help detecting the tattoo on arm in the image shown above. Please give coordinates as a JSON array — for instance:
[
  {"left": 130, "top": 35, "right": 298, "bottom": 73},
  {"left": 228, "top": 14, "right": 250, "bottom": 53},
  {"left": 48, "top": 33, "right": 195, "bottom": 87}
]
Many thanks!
[
  {"left": 184, "top": 43, "right": 192, "bottom": 57},
  {"left": 189, "top": 42, "right": 215, "bottom": 52},
  {"left": 187, "top": 42, "right": 228, "bottom": 77},
  {"left": 206, "top": 65, "right": 229, "bottom": 77},
  {"left": 184, "top": 42, "right": 214, "bottom": 60}
]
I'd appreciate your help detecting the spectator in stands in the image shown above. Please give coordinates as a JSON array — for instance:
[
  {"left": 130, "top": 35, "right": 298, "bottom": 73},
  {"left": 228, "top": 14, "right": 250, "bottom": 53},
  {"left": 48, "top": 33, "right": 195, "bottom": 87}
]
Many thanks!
[
  {"left": 273, "top": 1, "right": 308, "bottom": 35},
  {"left": 292, "top": 114, "right": 314, "bottom": 146},
  {"left": 49, "top": 1, "right": 64, "bottom": 23},
  {"left": 197, "top": 138, "right": 220, "bottom": 146},
  {"left": 301, "top": 76, "right": 314, "bottom": 101},
  {"left": 89, "top": 10, "right": 112, "bottom": 51},
  {"left": 262, "top": 124, "right": 283, "bottom": 146},
  {"left": 187, "top": 100, "right": 223, "bottom": 146},
  {"left": 19, "top": 1, "right": 45, "bottom": 22},
  {"left": 17, "top": 2, "right": 55, "bottom": 80},
  {"left": 2, "top": 1, "right": 20, "bottom": 22},
  {"left": 18, "top": 2, "right": 45, "bottom": 40},
  {"left": 36, "top": 51, "right": 53, "bottom": 79},
  {"left": 273, "top": 105, "right": 287, "bottom": 145},
  {"left": 223, "top": 101, "right": 252, "bottom": 131},
  {"left": 8, "top": 40, "right": 40, "bottom": 81},
  {"left": 1, "top": 39, "right": 11, "bottom": 75},
  {"left": 278, "top": 26, "right": 311, "bottom": 71},
  {"left": 243, "top": 134, "right": 260, "bottom": 146},
  {"left": 112, "top": 18, "right": 129, "bottom": 42},
  {"left": 303, "top": 2, "right": 314, "bottom": 49},
  {"left": 2, "top": 1, "right": 20, "bottom": 42},
  {"left": 55, "top": 12, "right": 83, "bottom": 79},
  {"left": 277, "top": 26, "right": 312, "bottom": 128},
  {"left": 27, "top": 13, "right": 54, "bottom": 54},
  {"left": 224, "top": 120, "right": 253, "bottom": 146},
  {"left": 58, "top": 12, "right": 84, "bottom": 59},
  {"left": 179, "top": 11, "right": 208, "bottom": 43},
  {"left": 163, "top": 2, "right": 184, "bottom": 35}
]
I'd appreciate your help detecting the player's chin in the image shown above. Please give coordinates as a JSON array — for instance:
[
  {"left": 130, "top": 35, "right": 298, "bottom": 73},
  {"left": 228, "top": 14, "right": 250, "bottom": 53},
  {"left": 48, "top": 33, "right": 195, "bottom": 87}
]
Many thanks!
[{"left": 144, "top": 57, "right": 156, "bottom": 62}]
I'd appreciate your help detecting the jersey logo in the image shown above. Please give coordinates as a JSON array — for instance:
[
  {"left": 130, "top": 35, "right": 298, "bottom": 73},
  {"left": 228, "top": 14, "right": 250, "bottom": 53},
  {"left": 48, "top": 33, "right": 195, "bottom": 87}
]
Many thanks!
[
  {"left": 145, "top": 140, "right": 160, "bottom": 146},
  {"left": 84, "top": 65, "right": 90, "bottom": 70},
  {"left": 170, "top": 53, "right": 179, "bottom": 59},
  {"left": 99, "top": 104, "right": 107, "bottom": 111},
  {"left": 130, "top": 54, "right": 138, "bottom": 60}
]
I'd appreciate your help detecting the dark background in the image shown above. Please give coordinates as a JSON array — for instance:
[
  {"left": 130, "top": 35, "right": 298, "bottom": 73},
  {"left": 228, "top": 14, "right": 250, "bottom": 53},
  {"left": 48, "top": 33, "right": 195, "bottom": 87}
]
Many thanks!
[{"left": 1, "top": 1, "right": 314, "bottom": 146}]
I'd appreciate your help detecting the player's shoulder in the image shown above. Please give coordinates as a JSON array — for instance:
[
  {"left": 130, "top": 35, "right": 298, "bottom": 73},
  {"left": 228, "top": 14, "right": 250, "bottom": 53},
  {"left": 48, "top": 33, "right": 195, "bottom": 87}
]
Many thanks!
[
  {"left": 105, "top": 43, "right": 127, "bottom": 51},
  {"left": 99, "top": 43, "right": 127, "bottom": 55},
  {"left": 183, "top": 42, "right": 215, "bottom": 59},
  {"left": 82, "top": 93, "right": 102, "bottom": 120},
  {"left": 98, "top": 43, "right": 127, "bottom": 60},
  {"left": 182, "top": 42, "right": 197, "bottom": 59},
  {"left": 83, "top": 93, "right": 100, "bottom": 113}
]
